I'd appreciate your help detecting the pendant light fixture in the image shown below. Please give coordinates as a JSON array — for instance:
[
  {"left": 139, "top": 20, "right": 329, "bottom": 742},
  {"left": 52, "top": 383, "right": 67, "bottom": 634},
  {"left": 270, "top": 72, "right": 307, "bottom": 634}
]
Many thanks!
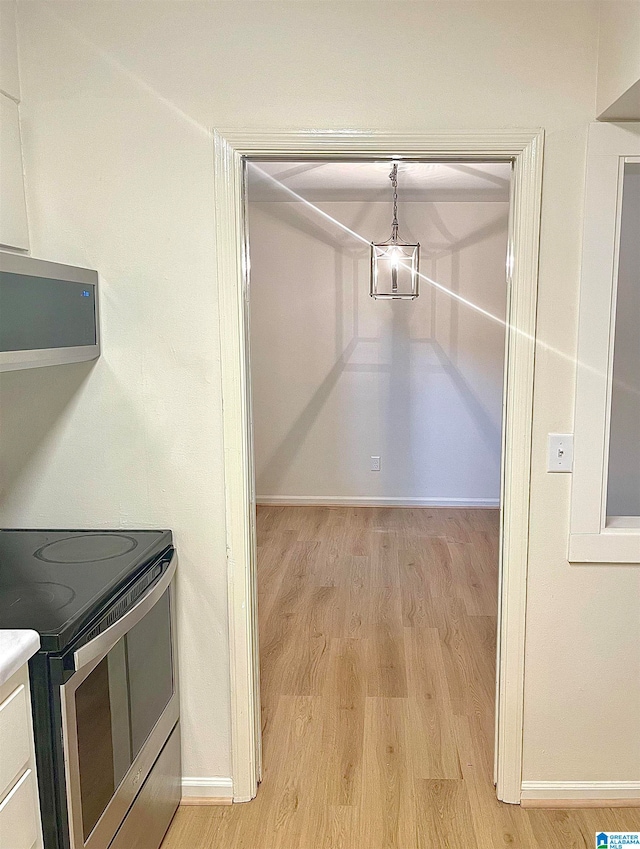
[{"left": 370, "top": 163, "right": 420, "bottom": 299}]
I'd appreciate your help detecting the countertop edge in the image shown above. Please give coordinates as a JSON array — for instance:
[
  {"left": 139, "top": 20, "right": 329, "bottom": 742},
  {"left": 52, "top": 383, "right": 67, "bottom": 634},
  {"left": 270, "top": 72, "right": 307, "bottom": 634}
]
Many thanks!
[{"left": 0, "top": 630, "right": 40, "bottom": 689}]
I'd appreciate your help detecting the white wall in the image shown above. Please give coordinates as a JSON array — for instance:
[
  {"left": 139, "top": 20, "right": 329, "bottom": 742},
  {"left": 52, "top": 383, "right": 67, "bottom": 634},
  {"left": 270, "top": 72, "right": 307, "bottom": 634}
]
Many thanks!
[
  {"left": 4, "top": 0, "right": 639, "bottom": 789},
  {"left": 2, "top": 2, "right": 231, "bottom": 781},
  {"left": 249, "top": 198, "right": 508, "bottom": 506},
  {"left": 597, "top": 1, "right": 640, "bottom": 120}
]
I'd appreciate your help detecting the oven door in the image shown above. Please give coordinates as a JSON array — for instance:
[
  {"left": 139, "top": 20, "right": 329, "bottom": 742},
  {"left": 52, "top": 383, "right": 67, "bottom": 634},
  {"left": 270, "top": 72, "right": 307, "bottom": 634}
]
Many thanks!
[{"left": 60, "top": 553, "right": 179, "bottom": 849}]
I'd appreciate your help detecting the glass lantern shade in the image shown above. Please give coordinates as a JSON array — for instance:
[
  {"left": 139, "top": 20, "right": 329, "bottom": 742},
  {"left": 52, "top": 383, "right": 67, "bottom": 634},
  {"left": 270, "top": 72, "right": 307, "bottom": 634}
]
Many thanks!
[{"left": 370, "top": 241, "right": 420, "bottom": 299}]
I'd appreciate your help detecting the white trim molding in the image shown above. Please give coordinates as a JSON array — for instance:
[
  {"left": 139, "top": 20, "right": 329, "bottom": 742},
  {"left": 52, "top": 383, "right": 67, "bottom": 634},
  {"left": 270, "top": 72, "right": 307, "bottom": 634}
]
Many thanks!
[
  {"left": 521, "top": 781, "right": 640, "bottom": 807},
  {"left": 569, "top": 123, "right": 640, "bottom": 564},
  {"left": 213, "top": 128, "right": 544, "bottom": 806},
  {"left": 256, "top": 496, "right": 500, "bottom": 508},
  {"left": 181, "top": 776, "right": 234, "bottom": 805}
]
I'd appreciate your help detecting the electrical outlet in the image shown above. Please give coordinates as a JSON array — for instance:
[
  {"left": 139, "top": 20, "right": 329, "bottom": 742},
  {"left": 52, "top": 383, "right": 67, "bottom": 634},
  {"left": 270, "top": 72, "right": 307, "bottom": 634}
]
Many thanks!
[
  {"left": 547, "top": 434, "right": 573, "bottom": 472},
  {"left": 370, "top": 456, "right": 381, "bottom": 472}
]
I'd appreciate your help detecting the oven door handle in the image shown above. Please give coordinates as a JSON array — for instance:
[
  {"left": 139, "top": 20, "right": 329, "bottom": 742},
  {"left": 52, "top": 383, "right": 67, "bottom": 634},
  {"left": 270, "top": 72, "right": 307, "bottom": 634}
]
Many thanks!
[{"left": 73, "top": 551, "right": 177, "bottom": 671}]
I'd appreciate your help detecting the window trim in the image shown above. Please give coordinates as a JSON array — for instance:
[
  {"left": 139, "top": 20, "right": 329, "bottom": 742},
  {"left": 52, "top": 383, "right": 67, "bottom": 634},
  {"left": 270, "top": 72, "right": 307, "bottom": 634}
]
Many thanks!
[{"left": 569, "top": 123, "right": 640, "bottom": 563}]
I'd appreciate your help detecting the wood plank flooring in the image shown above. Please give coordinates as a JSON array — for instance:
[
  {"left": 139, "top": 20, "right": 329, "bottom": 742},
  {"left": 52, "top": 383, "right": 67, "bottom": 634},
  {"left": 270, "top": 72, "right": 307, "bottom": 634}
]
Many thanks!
[{"left": 162, "top": 506, "right": 640, "bottom": 848}]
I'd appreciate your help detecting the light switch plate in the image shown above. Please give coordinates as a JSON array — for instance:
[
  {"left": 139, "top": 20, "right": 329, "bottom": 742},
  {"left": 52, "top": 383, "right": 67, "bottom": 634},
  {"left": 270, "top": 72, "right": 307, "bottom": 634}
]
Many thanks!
[{"left": 547, "top": 433, "right": 573, "bottom": 472}]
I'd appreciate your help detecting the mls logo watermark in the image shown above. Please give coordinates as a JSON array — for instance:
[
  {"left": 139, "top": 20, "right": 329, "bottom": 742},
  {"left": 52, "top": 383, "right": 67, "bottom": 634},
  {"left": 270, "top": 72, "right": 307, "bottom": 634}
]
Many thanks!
[{"left": 597, "top": 833, "right": 640, "bottom": 848}]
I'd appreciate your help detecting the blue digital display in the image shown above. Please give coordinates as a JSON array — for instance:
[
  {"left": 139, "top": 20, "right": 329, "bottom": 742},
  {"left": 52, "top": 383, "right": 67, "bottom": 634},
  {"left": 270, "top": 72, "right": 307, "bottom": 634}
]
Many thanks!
[{"left": 82, "top": 290, "right": 90, "bottom": 297}]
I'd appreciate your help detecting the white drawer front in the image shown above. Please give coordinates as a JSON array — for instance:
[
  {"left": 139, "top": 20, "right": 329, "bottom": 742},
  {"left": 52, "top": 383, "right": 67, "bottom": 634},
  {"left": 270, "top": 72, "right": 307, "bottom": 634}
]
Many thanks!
[
  {"left": 0, "top": 770, "right": 38, "bottom": 849},
  {"left": 0, "top": 684, "right": 30, "bottom": 800}
]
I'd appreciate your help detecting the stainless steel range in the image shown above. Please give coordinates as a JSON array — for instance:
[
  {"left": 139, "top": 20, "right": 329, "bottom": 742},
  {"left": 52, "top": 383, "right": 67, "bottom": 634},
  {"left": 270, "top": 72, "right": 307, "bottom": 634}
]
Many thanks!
[{"left": 0, "top": 529, "right": 180, "bottom": 849}]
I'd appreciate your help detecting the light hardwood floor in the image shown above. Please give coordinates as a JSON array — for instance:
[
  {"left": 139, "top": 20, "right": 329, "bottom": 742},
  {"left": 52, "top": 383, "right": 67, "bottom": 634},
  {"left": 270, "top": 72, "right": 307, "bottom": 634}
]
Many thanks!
[{"left": 162, "top": 506, "right": 640, "bottom": 848}]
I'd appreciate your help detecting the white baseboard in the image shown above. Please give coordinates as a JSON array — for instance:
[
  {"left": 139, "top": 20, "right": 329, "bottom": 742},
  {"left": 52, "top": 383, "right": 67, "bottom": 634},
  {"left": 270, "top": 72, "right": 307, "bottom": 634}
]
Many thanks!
[
  {"left": 521, "top": 780, "right": 640, "bottom": 806},
  {"left": 181, "top": 776, "right": 233, "bottom": 805},
  {"left": 256, "top": 496, "right": 500, "bottom": 508}
]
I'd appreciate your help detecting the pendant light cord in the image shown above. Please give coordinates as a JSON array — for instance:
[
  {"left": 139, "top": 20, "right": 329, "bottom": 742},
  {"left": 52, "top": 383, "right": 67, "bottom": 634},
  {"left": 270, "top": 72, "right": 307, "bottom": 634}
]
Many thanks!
[{"left": 390, "top": 163, "right": 399, "bottom": 241}]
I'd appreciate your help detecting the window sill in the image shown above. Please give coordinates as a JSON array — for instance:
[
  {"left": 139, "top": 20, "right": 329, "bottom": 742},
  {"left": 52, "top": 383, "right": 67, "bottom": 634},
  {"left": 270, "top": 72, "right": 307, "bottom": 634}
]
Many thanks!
[{"left": 569, "top": 531, "right": 640, "bottom": 564}]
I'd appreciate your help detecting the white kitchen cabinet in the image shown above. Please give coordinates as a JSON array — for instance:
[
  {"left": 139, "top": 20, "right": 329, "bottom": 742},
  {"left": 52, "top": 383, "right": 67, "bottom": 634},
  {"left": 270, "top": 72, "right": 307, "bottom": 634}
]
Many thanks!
[
  {"left": 0, "top": 93, "right": 29, "bottom": 251},
  {"left": 0, "top": 664, "right": 43, "bottom": 849},
  {"left": 0, "top": 1, "right": 20, "bottom": 101}
]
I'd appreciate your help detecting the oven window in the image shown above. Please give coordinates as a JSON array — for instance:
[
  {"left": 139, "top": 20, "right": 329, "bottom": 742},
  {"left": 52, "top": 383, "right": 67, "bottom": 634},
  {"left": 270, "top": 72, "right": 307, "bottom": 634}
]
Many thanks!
[
  {"left": 74, "top": 588, "right": 173, "bottom": 841},
  {"left": 127, "top": 589, "right": 173, "bottom": 758}
]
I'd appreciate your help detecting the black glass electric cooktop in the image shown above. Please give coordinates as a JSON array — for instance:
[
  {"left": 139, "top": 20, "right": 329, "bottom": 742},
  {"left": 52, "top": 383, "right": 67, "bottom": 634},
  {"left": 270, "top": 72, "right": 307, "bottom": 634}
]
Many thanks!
[{"left": 0, "top": 529, "right": 172, "bottom": 652}]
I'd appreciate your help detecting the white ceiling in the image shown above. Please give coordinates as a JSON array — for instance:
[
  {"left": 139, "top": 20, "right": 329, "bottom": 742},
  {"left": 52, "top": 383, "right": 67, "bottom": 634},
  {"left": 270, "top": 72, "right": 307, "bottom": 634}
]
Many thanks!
[{"left": 247, "top": 160, "right": 512, "bottom": 203}]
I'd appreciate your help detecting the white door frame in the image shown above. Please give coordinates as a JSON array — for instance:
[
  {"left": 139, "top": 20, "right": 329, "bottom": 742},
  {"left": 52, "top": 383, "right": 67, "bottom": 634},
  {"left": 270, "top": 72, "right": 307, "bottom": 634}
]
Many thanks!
[{"left": 213, "top": 129, "right": 544, "bottom": 805}]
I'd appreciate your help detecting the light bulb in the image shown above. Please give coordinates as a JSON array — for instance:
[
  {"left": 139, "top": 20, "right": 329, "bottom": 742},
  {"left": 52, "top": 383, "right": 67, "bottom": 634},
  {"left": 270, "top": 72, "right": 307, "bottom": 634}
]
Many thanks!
[{"left": 388, "top": 246, "right": 400, "bottom": 293}]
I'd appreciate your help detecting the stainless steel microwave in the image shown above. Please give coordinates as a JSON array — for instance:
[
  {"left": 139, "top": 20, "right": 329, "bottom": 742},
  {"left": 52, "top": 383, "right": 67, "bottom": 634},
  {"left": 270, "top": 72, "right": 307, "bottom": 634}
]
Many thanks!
[{"left": 0, "top": 251, "right": 100, "bottom": 372}]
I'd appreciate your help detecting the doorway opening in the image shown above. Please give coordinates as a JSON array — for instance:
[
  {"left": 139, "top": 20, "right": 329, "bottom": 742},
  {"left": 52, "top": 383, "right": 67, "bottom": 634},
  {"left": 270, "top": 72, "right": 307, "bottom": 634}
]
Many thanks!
[
  {"left": 212, "top": 130, "right": 543, "bottom": 810},
  {"left": 245, "top": 157, "right": 510, "bottom": 836}
]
